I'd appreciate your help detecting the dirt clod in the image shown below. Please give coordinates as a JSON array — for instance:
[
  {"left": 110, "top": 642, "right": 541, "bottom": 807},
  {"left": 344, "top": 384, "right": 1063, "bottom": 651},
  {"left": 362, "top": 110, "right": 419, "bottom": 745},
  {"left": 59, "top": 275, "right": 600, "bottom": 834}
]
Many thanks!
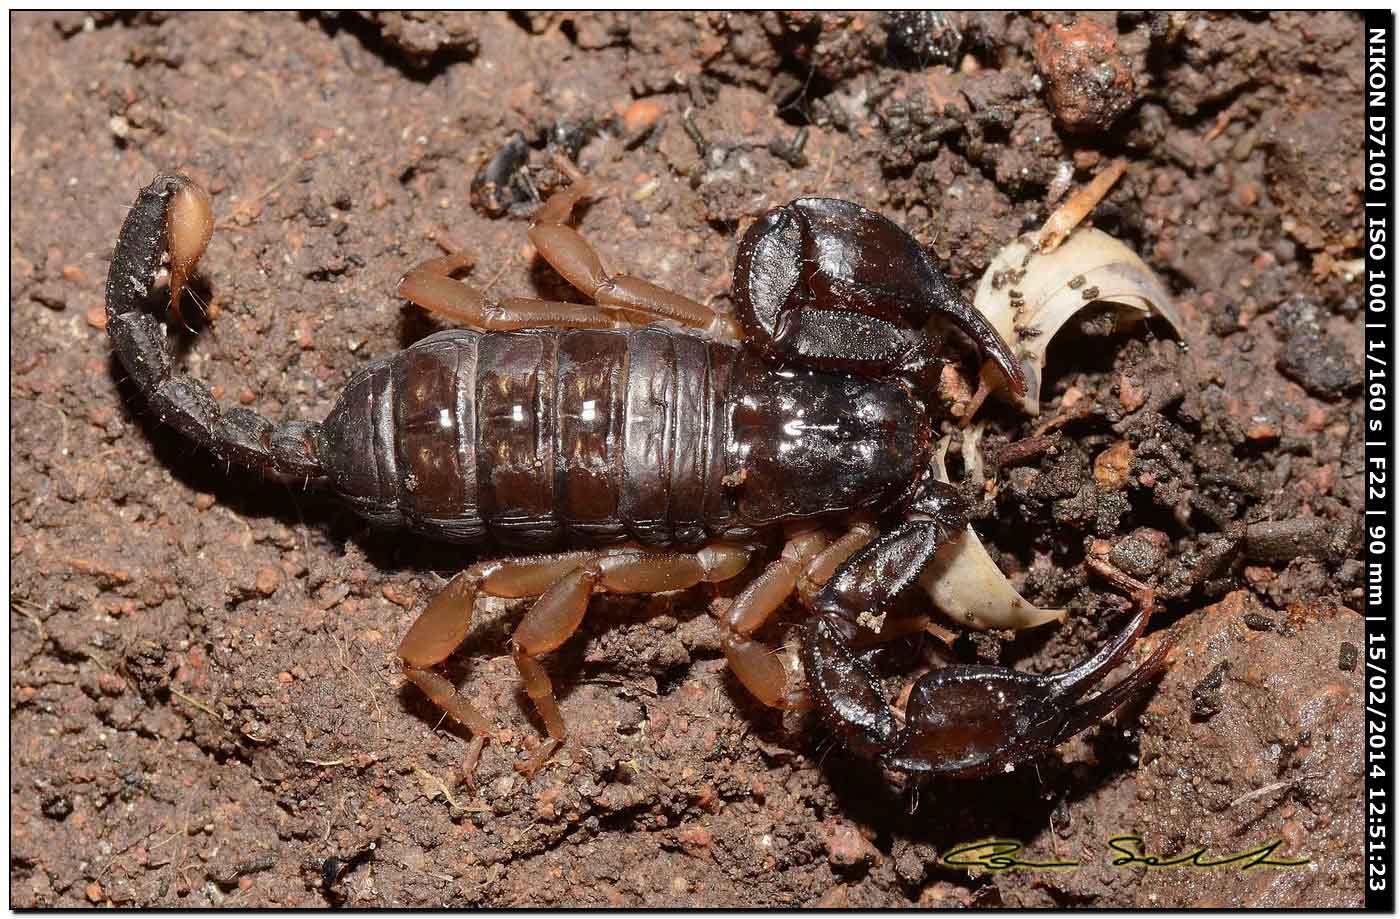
[
  {"left": 822, "top": 819, "right": 880, "bottom": 870},
  {"left": 884, "top": 11, "right": 964, "bottom": 67},
  {"left": 254, "top": 566, "right": 283, "bottom": 597},
  {"left": 1264, "top": 106, "right": 1363, "bottom": 253},
  {"left": 1274, "top": 297, "right": 1361, "bottom": 402},
  {"left": 1033, "top": 19, "right": 1136, "bottom": 134},
  {"left": 358, "top": 12, "right": 480, "bottom": 68},
  {"left": 1189, "top": 658, "right": 1230, "bottom": 720},
  {"left": 1244, "top": 517, "right": 1331, "bottom": 565},
  {"left": 41, "top": 794, "right": 73, "bottom": 821},
  {"left": 1138, "top": 594, "right": 1362, "bottom": 906}
]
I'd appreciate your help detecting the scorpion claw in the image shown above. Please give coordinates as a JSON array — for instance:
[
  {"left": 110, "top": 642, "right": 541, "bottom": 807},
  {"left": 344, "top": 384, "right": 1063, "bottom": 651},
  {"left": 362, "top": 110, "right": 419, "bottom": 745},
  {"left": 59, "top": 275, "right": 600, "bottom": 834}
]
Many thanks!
[
  {"left": 801, "top": 617, "right": 898, "bottom": 757},
  {"left": 733, "top": 196, "right": 1027, "bottom": 395},
  {"left": 879, "top": 606, "right": 1172, "bottom": 779}
]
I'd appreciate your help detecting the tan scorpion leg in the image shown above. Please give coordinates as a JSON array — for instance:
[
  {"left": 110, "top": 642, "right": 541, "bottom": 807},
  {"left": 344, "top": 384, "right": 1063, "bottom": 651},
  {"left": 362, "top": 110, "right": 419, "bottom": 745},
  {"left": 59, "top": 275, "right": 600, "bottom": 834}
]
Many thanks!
[
  {"left": 398, "top": 251, "right": 629, "bottom": 331},
  {"left": 716, "top": 523, "right": 878, "bottom": 710},
  {"left": 528, "top": 175, "right": 743, "bottom": 341},
  {"left": 399, "top": 544, "right": 751, "bottom": 778}
]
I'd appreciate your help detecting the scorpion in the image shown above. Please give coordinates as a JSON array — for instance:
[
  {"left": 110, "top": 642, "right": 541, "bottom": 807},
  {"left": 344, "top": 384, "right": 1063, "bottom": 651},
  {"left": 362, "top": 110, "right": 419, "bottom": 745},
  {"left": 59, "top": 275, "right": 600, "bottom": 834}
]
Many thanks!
[{"left": 106, "top": 171, "right": 1171, "bottom": 780}]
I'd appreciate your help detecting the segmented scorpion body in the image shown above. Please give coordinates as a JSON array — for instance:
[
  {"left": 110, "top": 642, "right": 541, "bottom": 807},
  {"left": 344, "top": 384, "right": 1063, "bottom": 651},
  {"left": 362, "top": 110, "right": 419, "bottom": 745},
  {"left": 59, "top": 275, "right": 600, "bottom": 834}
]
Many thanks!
[{"left": 107, "top": 173, "right": 1170, "bottom": 780}]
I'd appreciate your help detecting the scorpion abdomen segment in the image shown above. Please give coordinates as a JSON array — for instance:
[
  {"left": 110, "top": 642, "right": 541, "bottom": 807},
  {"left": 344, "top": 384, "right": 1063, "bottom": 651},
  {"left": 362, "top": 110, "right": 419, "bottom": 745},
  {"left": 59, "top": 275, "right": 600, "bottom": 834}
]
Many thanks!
[
  {"left": 397, "top": 334, "right": 482, "bottom": 539},
  {"left": 318, "top": 355, "right": 405, "bottom": 531},
  {"left": 318, "top": 328, "right": 743, "bottom": 549}
]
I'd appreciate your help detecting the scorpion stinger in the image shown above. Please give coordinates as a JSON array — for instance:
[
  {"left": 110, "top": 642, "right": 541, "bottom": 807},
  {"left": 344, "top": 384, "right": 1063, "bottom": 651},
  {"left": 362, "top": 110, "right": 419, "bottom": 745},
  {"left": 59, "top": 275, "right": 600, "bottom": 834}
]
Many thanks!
[{"left": 106, "top": 174, "right": 326, "bottom": 481}]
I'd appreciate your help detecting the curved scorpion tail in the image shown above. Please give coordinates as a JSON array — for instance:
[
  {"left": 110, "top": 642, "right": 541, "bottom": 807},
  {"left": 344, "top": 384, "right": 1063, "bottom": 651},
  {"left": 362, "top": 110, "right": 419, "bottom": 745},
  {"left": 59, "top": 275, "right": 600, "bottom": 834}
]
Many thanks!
[{"left": 105, "top": 174, "right": 324, "bottom": 479}]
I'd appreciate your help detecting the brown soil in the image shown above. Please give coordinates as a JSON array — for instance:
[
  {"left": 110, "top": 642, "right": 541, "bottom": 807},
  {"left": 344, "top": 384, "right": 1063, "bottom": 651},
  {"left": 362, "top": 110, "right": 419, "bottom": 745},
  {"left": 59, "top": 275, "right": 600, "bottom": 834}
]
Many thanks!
[{"left": 10, "top": 12, "right": 1365, "bottom": 907}]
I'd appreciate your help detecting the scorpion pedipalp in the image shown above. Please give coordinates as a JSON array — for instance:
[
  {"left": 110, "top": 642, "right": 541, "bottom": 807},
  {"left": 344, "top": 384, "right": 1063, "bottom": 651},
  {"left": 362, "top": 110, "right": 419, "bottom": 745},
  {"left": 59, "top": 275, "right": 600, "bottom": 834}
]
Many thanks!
[
  {"left": 799, "top": 475, "right": 1170, "bottom": 779},
  {"left": 734, "top": 197, "right": 1027, "bottom": 395},
  {"left": 881, "top": 604, "right": 1173, "bottom": 778}
]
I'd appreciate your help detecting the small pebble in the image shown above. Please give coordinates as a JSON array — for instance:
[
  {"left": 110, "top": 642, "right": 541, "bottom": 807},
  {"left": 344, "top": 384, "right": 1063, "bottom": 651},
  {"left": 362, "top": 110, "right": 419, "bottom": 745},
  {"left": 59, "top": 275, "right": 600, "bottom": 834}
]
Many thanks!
[
  {"left": 1339, "top": 641, "right": 1359, "bottom": 672},
  {"left": 823, "top": 819, "right": 878, "bottom": 868},
  {"left": 1244, "top": 565, "right": 1276, "bottom": 586},
  {"left": 1242, "top": 612, "right": 1275, "bottom": 632},
  {"left": 255, "top": 566, "right": 282, "bottom": 597},
  {"left": 1191, "top": 660, "right": 1230, "bottom": 720},
  {"left": 1245, "top": 420, "right": 1280, "bottom": 443},
  {"left": 1118, "top": 373, "right": 1147, "bottom": 412},
  {"left": 1093, "top": 441, "right": 1133, "bottom": 490},
  {"left": 623, "top": 97, "right": 664, "bottom": 134},
  {"left": 29, "top": 284, "right": 67, "bottom": 310},
  {"left": 1033, "top": 19, "right": 1136, "bottom": 134},
  {"left": 382, "top": 583, "right": 415, "bottom": 608},
  {"left": 42, "top": 793, "right": 73, "bottom": 821},
  {"left": 535, "top": 784, "right": 564, "bottom": 820},
  {"left": 676, "top": 823, "right": 713, "bottom": 856}
]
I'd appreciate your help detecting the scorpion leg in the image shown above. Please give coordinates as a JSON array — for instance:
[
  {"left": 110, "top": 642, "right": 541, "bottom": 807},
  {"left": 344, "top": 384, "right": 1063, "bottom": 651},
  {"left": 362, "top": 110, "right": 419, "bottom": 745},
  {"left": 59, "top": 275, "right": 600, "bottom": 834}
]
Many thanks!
[
  {"left": 399, "top": 253, "right": 625, "bottom": 331},
  {"left": 716, "top": 523, "right": 876, "bottom": 710},
  {"left": 400, "top": 567, "right": 498, "bottom": 735},
  {"left": 400, "top": 544, "right": 751, "bottom": 778},
  {"left": 528, "top": 180, "right": 743, "bottom": 340},
  {"left": 509, "top": 543, "right": 749, "bottom": 776},
  {"left": 715, "top": 529, "right": 827, "bottom": 710},
  {"left": 796, "top": 522, "right": 878, "bottom": 605}
]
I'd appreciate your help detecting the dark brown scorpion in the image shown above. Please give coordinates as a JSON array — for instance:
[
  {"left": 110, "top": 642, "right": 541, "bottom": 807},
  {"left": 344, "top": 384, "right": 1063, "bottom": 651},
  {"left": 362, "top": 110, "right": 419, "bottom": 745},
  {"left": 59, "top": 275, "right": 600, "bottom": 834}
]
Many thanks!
[{"left": 106, "top": 172, "right": 1170, "bottom": 780}]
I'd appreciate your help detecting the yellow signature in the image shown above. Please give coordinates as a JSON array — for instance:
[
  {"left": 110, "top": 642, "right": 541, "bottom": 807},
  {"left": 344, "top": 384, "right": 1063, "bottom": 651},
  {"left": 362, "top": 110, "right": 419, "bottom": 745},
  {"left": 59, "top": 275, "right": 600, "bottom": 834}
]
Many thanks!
[
  {"left": 940, "top": 837, "right": 1310, "bottom": 873},
  {"left": 1106, "top": 835, "right": 1311, "bottom": 871},
  {"left": 941, "top": 840, "right": 1079, "bottom": 872}
]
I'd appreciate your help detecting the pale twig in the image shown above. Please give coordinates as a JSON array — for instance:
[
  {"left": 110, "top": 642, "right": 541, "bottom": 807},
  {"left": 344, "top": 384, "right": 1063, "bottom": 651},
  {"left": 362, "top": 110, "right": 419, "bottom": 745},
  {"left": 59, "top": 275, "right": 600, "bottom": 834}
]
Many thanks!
[
  {"left": 1230, "top": 774, "right": 1319, "bottom": 809},
  {"left": 1037, "top": 158, "right": 1128, "bottom": 254},
  {"left": 170, "top": 687, "right": 221, "bottom": 721}
]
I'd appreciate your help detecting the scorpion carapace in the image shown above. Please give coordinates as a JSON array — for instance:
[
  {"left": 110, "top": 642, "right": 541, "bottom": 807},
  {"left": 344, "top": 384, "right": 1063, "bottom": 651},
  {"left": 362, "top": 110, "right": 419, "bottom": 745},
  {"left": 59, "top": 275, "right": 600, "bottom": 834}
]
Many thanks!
[{"left": 107, "top": 172, "right": 1170, "bottom": 781}]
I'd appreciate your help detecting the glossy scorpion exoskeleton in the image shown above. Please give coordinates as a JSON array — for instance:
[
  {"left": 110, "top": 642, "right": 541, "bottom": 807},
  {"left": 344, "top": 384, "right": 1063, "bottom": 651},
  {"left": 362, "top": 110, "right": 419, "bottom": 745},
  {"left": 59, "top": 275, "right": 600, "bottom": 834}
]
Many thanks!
[{"left": 106, "top": 172, "right": 1171, "bottom": 780}]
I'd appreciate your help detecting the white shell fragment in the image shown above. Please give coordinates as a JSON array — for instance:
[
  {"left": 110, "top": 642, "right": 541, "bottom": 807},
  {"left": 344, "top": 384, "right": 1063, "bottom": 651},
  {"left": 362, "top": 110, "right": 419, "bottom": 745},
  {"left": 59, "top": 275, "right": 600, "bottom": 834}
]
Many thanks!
[
  {"left": 973, "top": 227, "right": 1186, "bottom": 416},
  {"left": 919, "top": 438, "right": 1065, "bottom": 632}
]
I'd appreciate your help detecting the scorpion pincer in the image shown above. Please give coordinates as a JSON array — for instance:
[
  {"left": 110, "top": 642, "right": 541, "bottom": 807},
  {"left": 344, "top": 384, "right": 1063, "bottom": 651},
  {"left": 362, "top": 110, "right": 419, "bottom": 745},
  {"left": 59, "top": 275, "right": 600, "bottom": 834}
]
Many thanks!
[{"left": 106, "top": 172, "right": 1171, "bottom": 779}]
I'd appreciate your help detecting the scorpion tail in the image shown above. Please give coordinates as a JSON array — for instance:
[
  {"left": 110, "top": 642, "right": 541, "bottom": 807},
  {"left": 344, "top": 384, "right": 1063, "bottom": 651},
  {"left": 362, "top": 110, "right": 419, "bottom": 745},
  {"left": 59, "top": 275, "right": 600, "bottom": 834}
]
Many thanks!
[{"left": 105, "top": 174, "right": 324, "bottom": 479}]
